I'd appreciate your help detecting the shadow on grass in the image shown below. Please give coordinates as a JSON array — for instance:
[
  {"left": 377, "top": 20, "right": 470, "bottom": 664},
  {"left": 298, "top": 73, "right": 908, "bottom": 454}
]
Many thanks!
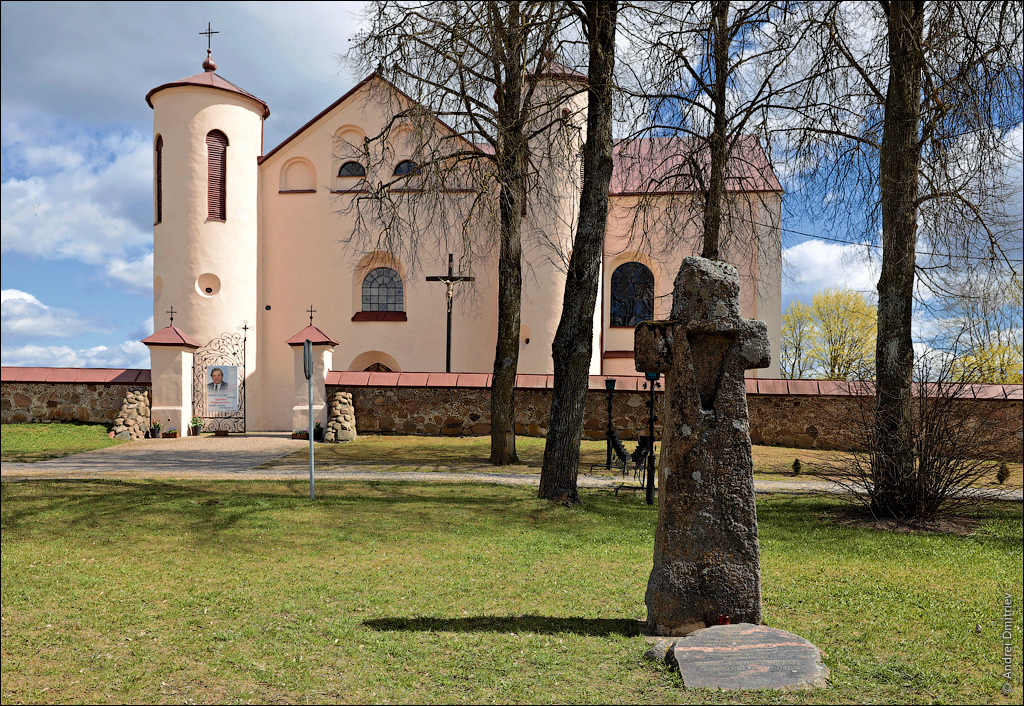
[
  {"left": 364, "top": 614, "right": 643, "bottom": 637},
  {"left": 0, "top": 479, "right": 657, "bottom": 545}
]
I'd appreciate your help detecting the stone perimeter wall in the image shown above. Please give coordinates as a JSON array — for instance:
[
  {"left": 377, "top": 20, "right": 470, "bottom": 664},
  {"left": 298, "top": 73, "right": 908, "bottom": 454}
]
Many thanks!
[
  {"left": 3, "top": 373, "right": 1019, "bottom": 461},
  {"left": 2, "top": 382, "right": 143, "bottom": 425},
  {"left": 331, "top": 384, "right": 1023, "bottom": 462}
]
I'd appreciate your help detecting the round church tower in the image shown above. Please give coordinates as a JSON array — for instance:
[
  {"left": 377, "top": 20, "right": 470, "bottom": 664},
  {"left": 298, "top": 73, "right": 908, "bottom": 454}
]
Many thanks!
[
  {"left": 518, "top": 53, "right": 593, "bottom": 374},
  {"left": 146, "top": 49, "right": 268, "bottom": 348}
]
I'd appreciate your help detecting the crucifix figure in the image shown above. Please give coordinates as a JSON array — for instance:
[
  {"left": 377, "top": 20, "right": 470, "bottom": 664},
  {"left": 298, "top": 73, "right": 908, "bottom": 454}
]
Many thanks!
[
  {"left": 426, "top": 254, "right": 474, "bottom": 373},
  {"left": 635, "top": 257, "right": 771, "bottom": 636}
]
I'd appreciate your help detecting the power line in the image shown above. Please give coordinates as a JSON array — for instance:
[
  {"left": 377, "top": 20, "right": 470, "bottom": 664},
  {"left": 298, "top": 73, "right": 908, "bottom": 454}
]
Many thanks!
[{"left": 778, "top": 225, "right": 1024, "bottom": 265}]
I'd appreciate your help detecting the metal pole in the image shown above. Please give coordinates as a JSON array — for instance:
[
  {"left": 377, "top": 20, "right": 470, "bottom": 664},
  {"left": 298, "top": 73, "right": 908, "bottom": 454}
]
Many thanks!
[
  {"left": 308, "top": 371, "right": 314, "bottom": 499},
  {"left": 304, "top": 339, "right": 314, "bottom": 500},
  {"left": 645, "top": 374, "right": 658, "bottom": 506},
  {"left": 605, "top": 378, "right": 616, "bottom": 469}
]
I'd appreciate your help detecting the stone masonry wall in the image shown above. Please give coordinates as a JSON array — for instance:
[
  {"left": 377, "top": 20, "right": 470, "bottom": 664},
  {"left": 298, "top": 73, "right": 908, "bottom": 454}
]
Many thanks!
[
  {"left": 2, "top": 382, "right": 142, "bottom": 424},
  {"left": 331, "top": 384, "right": 1023, "bottom": 462}
]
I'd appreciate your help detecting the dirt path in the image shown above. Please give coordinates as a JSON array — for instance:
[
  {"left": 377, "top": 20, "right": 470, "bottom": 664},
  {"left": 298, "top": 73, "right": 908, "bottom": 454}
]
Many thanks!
[{"left": 3, "top": 433, "right": 1021, "bottom": 501}]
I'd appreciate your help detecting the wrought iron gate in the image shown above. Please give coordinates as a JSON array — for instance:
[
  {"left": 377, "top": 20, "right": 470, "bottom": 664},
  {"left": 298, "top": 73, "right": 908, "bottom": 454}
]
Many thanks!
[{"left": 192, "top": 329, "right": 247, "bottom": 432}]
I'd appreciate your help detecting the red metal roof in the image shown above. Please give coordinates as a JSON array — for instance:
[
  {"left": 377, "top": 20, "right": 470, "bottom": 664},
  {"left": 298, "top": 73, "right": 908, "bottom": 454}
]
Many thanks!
[
  {"left": 0, "top": 367, "right": 151, "bottom": 384},
  {"left": 141, "top": 326, "right": 202, "bottom": 349},
  {"left": 146, "top": 67, "right": 270, "bottom": 118},
  {"left": 285, "top": 324, "right": 340, "bottom": 346},
  {"left": 610, "top": 136, "right": 783, "bottom": 195}
]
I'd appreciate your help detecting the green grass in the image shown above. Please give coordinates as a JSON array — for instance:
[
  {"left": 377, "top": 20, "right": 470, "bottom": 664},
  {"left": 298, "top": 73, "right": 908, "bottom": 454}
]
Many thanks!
[
  {"left": 260, "top": 434, "right": 1024, "bottom": 488},
  {"left": 0, "top": 422, "right": 126, "bottom": 462},
  {"left": 2, "top": 480, "right": 1021, "bottom": 704}
]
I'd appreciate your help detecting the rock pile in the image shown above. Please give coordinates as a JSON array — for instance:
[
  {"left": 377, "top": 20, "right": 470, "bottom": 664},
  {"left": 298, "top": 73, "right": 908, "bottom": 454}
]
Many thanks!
[
  {"left": 324, "top": 390, "right": 357, "bottom": 442},
  {"left": 107, "top": 389, "right": 152, "bottom": 440}
]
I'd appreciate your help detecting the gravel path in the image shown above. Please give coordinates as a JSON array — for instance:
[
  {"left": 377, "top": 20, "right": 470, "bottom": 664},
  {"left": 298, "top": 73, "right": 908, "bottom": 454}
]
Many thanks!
[{"left": 3, "top": 433, "right": 1021, "bottom": 501}]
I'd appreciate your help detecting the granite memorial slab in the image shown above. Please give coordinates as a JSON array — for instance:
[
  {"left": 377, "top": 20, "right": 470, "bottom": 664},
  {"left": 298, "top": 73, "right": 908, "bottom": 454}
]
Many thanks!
[{"left": 672, "top": 623, "right": 829, "bottom": 690}]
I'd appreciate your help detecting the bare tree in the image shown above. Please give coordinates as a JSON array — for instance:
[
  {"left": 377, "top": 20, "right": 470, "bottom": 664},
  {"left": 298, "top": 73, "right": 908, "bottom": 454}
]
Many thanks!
[
  {"left": 786, "top": 1, "right": 1022, "bottom": 519},
  {"left": 823, "top": 353, "right": 1022, "bottom": 523},
  {"left": 539, "top": 0, "right": 618, "bottom": 505},
  {"left": 346, "top": 1, "right": 580, "bottom": 464},
  {"left": 615, "top": 1, "right": 796, "bottom": 267}
]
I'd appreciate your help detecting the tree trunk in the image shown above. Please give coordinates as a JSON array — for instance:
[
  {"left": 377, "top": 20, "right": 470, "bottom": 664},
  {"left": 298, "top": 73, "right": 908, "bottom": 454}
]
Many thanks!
[
  {"left": 539, "top": 0, "right": 618, "bottom": 503},
  {"left": 490, "top": 9, "right": 526, "bottom": 466},
  {"left": 700, "top": 0, "right": 730, "bottom": 261},
  {"left": 872, "top": 0, "right": 923, "bottom": 516}
]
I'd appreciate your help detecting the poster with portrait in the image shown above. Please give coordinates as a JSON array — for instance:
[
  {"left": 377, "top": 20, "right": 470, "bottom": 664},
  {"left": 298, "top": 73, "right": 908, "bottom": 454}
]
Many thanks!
[{"left": 206, "top": 365, "right": 238, "bottom": 413}]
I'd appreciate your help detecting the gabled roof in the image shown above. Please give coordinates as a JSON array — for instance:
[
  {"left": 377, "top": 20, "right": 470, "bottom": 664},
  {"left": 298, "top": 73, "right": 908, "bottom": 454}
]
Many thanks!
[
  {"left": 141, "top": 326, "right": 202, "bottom": 349},
  {"left": 285, "top": 324, "right": 339, "bottom": 347},
  {"left": 259, "top": 73, "right": 781, "bottom": 195},
  {"left": 259, "top": 71, "right": 480, "bottom": 166},
  {"left": 146, "top": 59, "right": 270, "bottom": 118}
]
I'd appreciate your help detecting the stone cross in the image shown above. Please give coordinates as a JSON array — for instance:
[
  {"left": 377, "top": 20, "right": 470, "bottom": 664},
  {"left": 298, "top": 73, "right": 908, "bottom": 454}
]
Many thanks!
[{"left": 635, "top": 256, "right": 771, "bottom": 636}]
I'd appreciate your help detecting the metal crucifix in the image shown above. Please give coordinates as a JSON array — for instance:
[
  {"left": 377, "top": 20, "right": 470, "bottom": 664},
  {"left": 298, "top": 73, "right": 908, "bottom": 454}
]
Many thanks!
[{"left": 425, "top": 254, "right": 474, "bottom": 373}]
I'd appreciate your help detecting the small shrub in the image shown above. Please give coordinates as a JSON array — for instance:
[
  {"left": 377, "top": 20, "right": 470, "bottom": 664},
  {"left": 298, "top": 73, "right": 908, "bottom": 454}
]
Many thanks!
[
  {"left": 792, "top": 458, "right": 802, "bottom": 476},
  {"left": 996, "top": 462, "right": 1010, "bottom": 485}
]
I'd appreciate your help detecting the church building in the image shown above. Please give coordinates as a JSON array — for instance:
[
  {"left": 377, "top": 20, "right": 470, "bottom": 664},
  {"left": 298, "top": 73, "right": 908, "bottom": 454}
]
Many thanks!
[{"left": 142, "top": 50, "right": 783, "bottom": 433}]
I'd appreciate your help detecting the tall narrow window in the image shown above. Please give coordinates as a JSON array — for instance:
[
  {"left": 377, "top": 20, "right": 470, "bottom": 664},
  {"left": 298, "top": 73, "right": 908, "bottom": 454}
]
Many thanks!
[
  {"left": 154, "top": 135, "right": 163, "bottom": 225},
  {"left": 610, "top": 262, "right": 654, "bottom": 327},
  {"left": 362, "top": 267, "right": 404, "bottom": 311},
  {"left": 206, "top": 129, "right": 228, "bottom": 221}
]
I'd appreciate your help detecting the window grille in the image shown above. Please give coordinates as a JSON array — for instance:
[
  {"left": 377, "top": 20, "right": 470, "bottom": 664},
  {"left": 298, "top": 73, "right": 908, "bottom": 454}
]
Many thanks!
[{"left": 362, "top": 267, "right": 404, "bottom": 311}]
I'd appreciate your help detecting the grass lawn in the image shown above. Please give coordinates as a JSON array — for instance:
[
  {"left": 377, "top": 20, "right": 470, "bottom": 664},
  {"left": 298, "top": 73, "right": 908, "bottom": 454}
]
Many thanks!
[
  {"left": 0, "top": 422, "right": 126, "bottom": 462},
  {"left": 1, "top": 479, "right": 1021, "bottom": 704},
  {"left": 3, "top": 422, "right": 1020, "bottom": 488},
  {"left": 261, "top": 434, "right": 1024, "bottom": 489}
]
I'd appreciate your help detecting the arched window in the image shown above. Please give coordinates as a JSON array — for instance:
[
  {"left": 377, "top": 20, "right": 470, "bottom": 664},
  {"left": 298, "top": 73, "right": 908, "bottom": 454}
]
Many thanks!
[
  {"left": 363, "top": 362, "right": 394, "bottom": 373},
  {"left": 610, "top": 262, "right": 654, "bottom": 327},
  {"left": 154, "top": 135, "right": 163, "bottom": 225},
  {"left": 393, "top": 159, "right": 417, "bottom": 176},
  {"left": 362, "top": 267, "right": 404, "bottom": 311},
  {"left": 206, "top": 129, "right": 228, "bottom": 221},
  {"left": 338, "top": 161, "right": 366, "bottom": 177}
]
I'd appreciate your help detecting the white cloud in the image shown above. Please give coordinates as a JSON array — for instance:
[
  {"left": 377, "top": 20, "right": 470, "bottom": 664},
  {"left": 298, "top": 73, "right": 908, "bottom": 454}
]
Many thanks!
[
  {"left": 106, "top": 252, "right": 154, "bottom": 293},
  {"left": 783, "top": 238, "right": 879, "bottom": 304},
  {"left": 1, "top": 129, "right": 152, "bottom": 266},
  {"left": 1, "top": 339, "right": 149, "bottom": 369},
  {"left": 0, "top": 289, "right": 108, "bottom": 338}
]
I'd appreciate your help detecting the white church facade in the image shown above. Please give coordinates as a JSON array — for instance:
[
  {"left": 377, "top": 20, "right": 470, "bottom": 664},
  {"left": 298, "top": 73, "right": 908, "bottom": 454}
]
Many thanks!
[{"left": 142, "top": 51, "right": 783, "bottom": 433}]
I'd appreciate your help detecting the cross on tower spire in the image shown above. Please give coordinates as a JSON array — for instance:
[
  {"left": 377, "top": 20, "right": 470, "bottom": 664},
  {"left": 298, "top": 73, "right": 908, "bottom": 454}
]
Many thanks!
[
  {"left": 308, "top": 305, "right": 317, "bottom": 325},
  {"left": 200, "top": 22, "right": 219, "bottom": 71},
  {"left": 166, "top": 306, "right": 176, "bottom": 325},
  {"left": 200, "top": 22, "right": 219, "bottom": 51}
]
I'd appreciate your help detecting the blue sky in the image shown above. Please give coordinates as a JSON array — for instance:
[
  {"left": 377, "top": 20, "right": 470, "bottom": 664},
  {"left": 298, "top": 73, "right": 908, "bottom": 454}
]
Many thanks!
[{"left": 3, "top": 2, "right": 1013, "bottom": 370}]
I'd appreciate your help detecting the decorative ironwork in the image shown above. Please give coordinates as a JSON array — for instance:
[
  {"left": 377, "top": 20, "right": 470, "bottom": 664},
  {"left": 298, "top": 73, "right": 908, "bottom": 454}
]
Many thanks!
[{"left": 192, "top": 327, "right": 247, "bottom": 432}]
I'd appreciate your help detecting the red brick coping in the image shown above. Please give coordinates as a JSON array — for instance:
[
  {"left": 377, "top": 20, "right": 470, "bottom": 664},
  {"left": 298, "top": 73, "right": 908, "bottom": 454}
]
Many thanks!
[{"left": 1, "top": 367, "right": 151, "bottom": 384}]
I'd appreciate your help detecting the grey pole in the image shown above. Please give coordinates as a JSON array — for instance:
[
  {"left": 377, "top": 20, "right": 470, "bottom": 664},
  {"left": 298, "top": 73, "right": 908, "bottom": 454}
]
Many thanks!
[{"left": 304, "top": 339, "right": 314, "bottom": 499}]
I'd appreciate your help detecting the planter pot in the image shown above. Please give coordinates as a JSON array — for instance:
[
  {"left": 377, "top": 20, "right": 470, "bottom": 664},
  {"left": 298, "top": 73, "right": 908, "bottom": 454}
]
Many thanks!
[
  {"left": 189, "top": 426, "right": 201, "bottom": 436},
  {"left": 149, "top": 428, "right": 162, "bottom": 439},
  {"left": 214, "top": 429, "right": 229, "bottom": 437},
  {"left": 292, "top": 432, "right": 309, "bottom": 440},
  {"left": 314, "top": 428, "right": 324, "bottom": 442},
  {"left": 162, "top": 432, "right": 178, "bottom": 439}
]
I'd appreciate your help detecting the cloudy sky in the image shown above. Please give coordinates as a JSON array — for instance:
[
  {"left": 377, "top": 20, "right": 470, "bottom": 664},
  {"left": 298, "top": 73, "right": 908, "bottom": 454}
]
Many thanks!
[{"left": 0, "top": 1, "right": 982, "bottom": 370}]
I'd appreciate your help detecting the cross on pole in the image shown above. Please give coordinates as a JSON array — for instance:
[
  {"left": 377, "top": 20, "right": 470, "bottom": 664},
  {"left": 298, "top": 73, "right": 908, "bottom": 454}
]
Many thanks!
[
  {"left": 199, "top": 22, "right": 219, "bottom": 52},
  {"left": 166, "top": 306, "right": 176, "bottom": 325},
  {"left": 307, "top": 305, "right": 316, "bottom": 325},
  {"left": 426, "top": 254, "right": 474, "bottom": 373}
]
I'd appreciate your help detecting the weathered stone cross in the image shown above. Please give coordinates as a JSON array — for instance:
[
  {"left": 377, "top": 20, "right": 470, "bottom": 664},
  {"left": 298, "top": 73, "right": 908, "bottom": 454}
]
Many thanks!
[{"left": 635, "top": 256, "right": 771, "bottom": 636}]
